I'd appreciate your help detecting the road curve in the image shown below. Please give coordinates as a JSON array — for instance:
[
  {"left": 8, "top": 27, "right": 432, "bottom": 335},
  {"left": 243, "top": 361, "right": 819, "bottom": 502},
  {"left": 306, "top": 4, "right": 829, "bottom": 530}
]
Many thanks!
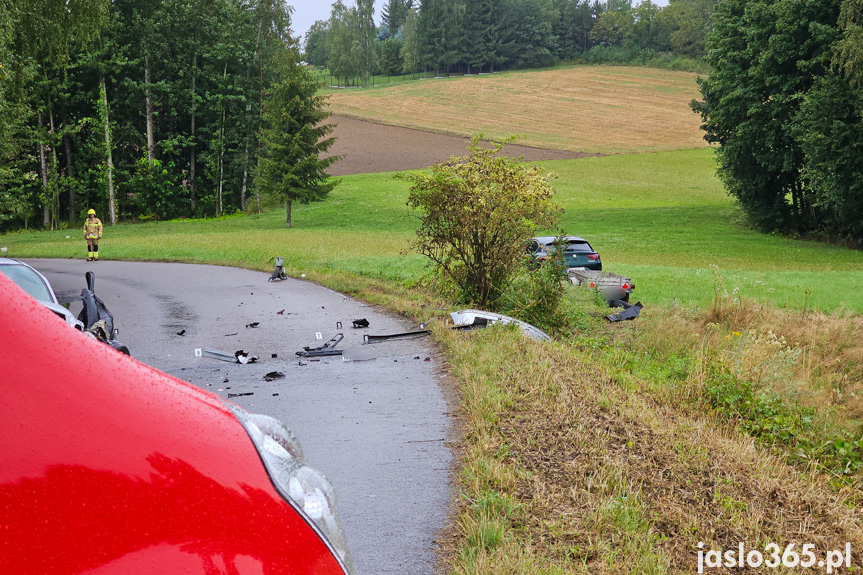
[{"left": 31, "top": 259, "right": 454, "bottom": 575}]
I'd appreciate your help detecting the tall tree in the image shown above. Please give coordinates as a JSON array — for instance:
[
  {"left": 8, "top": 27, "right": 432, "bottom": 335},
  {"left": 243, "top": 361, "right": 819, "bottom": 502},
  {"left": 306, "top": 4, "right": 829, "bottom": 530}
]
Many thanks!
[
  {"left": 256, "top": 47, "right": 338, "bottom": 228},
  {"left": 692, "top": 0, "right": 844, "bottom": 235},
  {"left": 356, "top": 0, "right": 377, "bottom": 84}
]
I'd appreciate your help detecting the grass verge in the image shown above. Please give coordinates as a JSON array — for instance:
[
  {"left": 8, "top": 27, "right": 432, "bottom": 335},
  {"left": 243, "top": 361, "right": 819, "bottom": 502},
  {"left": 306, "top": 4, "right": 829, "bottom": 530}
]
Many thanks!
[{"left": 438, "top": 295, "right": 863, "bottom": 573}]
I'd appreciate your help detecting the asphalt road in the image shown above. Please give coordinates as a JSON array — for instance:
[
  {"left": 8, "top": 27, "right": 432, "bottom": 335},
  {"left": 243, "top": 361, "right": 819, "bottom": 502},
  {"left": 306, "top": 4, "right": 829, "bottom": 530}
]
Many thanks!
[{"left": 31, "top": 259, "right": 454, "bottom": 575}]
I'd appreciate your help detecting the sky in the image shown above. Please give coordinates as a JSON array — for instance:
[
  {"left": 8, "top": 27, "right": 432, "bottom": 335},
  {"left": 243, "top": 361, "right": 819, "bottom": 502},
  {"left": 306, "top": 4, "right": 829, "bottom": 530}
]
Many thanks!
[{"left": 290, "top": 1, "right": 387, "bottom": 40}]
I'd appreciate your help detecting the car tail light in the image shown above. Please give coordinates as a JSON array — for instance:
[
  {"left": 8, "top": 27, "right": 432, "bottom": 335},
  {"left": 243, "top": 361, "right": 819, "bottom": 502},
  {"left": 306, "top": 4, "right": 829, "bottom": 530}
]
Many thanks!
[
  {"left": 589, "top": 282, "right": 596, "bottom": 288},
  {"left": 587, "top": 254, "right": 599, "bottom": 260},
  {"left": 230, "top": 408, "right": 354, "bottom": 574}
]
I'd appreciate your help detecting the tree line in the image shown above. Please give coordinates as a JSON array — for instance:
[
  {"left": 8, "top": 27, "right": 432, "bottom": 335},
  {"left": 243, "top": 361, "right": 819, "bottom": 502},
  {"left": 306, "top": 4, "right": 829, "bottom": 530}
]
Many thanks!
[
  {"left": 693, "top": 0, "right": 863, "bottom": 243},
  {"left": 304, "top": 0, "right": 717, "bottom": 83},
  {"left": 0, "top": 0, "right": 334, "bottom": 231}
]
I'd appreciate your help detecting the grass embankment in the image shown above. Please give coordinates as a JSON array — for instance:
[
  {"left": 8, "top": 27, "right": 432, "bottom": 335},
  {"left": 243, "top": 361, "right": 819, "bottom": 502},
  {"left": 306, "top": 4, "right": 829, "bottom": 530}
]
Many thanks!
[
  {"left": 5, "top": 148, "right": 863, "bottom": 573},
  {"left": 325, "top": 66, "right": 706, "bottom": 154},
  {"left": 441, "top": 312, "right": 863, "bottom": 574}
]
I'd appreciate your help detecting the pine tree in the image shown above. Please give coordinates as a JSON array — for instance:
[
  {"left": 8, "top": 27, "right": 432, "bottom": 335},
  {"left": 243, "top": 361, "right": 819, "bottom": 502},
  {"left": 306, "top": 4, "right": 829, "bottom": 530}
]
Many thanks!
[{"left": 256, "top": 47, "right": 338, "bottom": 228}]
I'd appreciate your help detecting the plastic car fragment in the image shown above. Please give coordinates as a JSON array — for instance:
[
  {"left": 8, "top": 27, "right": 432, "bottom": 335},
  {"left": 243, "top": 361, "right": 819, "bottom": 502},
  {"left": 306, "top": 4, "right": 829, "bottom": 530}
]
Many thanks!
[
  {"left": 296, "top": 333, "right": 344, "bottom": 357},
  {"left": 269, "top": 256, "right": 287, "bottom": 281},
  {"left": 449, "top": 309, "right": 552, "bottom": 341},
  {"left": 201, "top": 348, "right": 259, "bottom": 364},
  {"left": 78, "top": 271, "right": 130, "bottom": 355},
  {"left": 364, "top": 329, "right": 431, "bottom": 343},
  {"left": 606, "top": 301, "right": 643, "bottom": 322}
]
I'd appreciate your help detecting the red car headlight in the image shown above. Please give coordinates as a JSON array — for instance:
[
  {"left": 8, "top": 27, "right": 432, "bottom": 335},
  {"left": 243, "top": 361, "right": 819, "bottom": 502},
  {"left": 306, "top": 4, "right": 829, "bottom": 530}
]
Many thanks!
[{"left": 230, "top": 408, "right": 355, "bottom": 574}]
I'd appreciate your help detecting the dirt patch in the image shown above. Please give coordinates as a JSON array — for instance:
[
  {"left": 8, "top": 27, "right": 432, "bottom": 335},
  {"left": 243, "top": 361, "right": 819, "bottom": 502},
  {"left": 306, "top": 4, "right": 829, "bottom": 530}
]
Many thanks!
[{"left": 325, "top": 115, "right": 590, "bottom": 176}]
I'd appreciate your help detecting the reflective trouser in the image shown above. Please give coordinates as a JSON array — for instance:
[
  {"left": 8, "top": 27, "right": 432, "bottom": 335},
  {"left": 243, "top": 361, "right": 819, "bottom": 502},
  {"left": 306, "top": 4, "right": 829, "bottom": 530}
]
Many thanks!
[{"left": 87, "top": 238, "right": 99, "bottom": 259}]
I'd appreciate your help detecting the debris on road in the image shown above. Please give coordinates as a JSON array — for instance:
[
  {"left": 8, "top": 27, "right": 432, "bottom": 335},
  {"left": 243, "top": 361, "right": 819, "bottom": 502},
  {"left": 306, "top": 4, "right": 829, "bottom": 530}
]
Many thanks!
[
  {"left": 269, "top": 256, "right": 287, "bottom": 281},
  {"left": 176, "top": 329, "right": 185, "bottom": 336},
  {"left": 235, "top": 350, "right": 258, "bottom": 364},
  {"left": 246, "top": 322, "right": 259, "bottom": 328},
  {"left": 201, "top": 348, "right": 259, "bottom": 364},
  {"left": 606, "top": 301, "right": 643, "bottom": 322},
  {"left": 227, "top": 392, "right": 254, "bottom": 398},
  {"left": 263, "top": 371, "right": 285, "bottom": 382},
  {"left": 297, "top": 333, "right": 344, "bottom": 357},
  {"left": 224, "top": 332, "right": 238, "bottom": 336},
  {"left": 277, "top": 309, "right": 285, "bottom": 315},
  {"left": 352, "top": 318, "right": 370, "bottom": 328},
  {"left": 365, "top": 329, "right": 431, "bottom": 343}
]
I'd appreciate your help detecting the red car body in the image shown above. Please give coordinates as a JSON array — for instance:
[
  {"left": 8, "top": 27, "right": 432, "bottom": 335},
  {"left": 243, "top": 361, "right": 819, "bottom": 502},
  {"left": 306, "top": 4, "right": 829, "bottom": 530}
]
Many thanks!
[{"left": 0, "top": 275, "right": 348, "bottom": 575}]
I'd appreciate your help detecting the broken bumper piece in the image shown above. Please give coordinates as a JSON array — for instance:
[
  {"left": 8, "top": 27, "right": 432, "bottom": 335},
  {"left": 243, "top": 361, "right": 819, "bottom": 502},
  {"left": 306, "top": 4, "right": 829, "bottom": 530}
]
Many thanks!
[{"left": 449, "top": 309, "right": 551, "bottom": 341}]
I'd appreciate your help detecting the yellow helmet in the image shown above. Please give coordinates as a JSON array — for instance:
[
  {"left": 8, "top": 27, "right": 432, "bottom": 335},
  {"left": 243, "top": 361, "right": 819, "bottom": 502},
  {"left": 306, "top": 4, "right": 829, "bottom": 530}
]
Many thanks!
[{"left": 87, "top": 209, "right": 96, "bottom": 215}]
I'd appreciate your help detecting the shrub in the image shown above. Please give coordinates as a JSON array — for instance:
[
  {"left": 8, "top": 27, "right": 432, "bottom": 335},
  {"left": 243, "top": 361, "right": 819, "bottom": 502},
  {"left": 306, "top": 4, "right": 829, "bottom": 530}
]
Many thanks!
[
  {"left": 497, "top": 256, "right": 574, "bottom": 335},
  {"left": 402, "top": 138, "right": 561, "bottom": 308}
]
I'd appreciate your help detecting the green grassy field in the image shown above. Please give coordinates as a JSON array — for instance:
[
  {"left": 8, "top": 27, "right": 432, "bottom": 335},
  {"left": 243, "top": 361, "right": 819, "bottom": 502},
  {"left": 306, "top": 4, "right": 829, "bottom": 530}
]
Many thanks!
[{"left": 6, "top": 147, "right": 861, "bottom": 313}]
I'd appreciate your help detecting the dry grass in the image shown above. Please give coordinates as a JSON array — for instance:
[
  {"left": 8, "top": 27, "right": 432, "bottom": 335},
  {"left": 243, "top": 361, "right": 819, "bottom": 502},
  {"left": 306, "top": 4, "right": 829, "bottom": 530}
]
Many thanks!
[
  {"left": 438, "top": 324, "right": 863, "bottom": 574},
  {"left": 326, "top": 66, "right": 706, "bottom": 154},
  {"left": 623, "top": 282, "right": 863, "bottom": 440}
]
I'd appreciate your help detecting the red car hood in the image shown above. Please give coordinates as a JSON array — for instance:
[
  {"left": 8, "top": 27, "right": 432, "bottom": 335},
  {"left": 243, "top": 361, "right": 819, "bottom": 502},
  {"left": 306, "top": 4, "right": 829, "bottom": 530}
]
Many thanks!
[{"left": 0, "top": 274, "right": 343, "bottom": 575}]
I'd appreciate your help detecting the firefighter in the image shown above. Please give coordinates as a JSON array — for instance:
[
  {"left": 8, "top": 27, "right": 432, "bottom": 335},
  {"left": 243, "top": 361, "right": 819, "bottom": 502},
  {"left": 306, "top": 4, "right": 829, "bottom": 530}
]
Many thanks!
[{"left": 84, "top": 209, "right": 103, "bottom": 261}]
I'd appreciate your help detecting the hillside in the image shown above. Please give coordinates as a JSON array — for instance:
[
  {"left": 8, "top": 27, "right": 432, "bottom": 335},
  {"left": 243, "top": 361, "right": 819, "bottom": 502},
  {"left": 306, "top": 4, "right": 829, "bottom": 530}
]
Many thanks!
[{"left": 325, "top": 66, "right": 706, "bottom": 154}]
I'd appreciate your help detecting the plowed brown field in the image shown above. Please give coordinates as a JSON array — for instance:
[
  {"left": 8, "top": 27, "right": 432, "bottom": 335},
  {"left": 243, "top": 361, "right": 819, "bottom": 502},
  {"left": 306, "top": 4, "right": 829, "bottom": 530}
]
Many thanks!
[{"left": 326, "top": 115, "right": 589, "bottom": 176}]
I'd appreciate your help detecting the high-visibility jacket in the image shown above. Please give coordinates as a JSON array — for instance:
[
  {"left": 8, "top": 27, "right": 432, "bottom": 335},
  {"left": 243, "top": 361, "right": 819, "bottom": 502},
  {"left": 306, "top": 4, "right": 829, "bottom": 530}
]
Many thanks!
[{"left": 84, "top": 218, "right": 103, "bottom": 240}]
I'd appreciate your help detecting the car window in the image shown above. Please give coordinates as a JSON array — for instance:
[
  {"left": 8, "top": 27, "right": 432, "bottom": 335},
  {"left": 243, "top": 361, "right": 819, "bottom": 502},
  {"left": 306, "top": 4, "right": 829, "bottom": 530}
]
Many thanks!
[
  {"left": 565, "top": 241, "right": 594, "bottom": 253},
  {"left": 0, "top": 265, "right": 55, "bottom": 303}
]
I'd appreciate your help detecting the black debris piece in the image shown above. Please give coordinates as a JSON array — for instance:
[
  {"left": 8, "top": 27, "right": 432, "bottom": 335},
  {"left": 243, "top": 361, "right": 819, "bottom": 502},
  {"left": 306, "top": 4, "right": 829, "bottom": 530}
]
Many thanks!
[
  {"left": 225, "top": 332, "right": 238, "bottom": 337},
  {"left": 227, "top": 392, "right": 254, "bottom": 398},
  {"left": 271, "top": 353, "right": 278, "bottom": 358},
  {"left": 297, "top": 333, "right": 344, "bottom": 357},
  {"left": 277, "top": 309, "right": 285, "bottom": 315},
  {"left": 424, "top": 357, "right": 431, "bottom": 362},
  {"left": 606, "top": 302, "right": 643, "bottom": 322},
  {"left": 246, "top": 322, "right": 259, "bottom": 329},
  {"left": 414, "top": 356, "right": 420, "bottom": 360},
  {"left": 263, "top": 371, "right": 285, "bottom": 382},
  {"left": 352, "top": 318, "right": 370, "bottom": 328},
  {"left": 365, "top": 329, "right": 430, "bottom": 343},
  {"left": 177, "top": 329, "right": 185, "bottom": 336},
  {"left": 273, "top": 393, "right": 280, "bottom": 397},
  {"left": 298, "top": 361, "right": 307, "bottom": 366},
  {"left": 269, "top": 256, "right": 287, "bottom": 281},
  {"left": 608, "top": 299, "right": 630, "bottom": 309}
]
